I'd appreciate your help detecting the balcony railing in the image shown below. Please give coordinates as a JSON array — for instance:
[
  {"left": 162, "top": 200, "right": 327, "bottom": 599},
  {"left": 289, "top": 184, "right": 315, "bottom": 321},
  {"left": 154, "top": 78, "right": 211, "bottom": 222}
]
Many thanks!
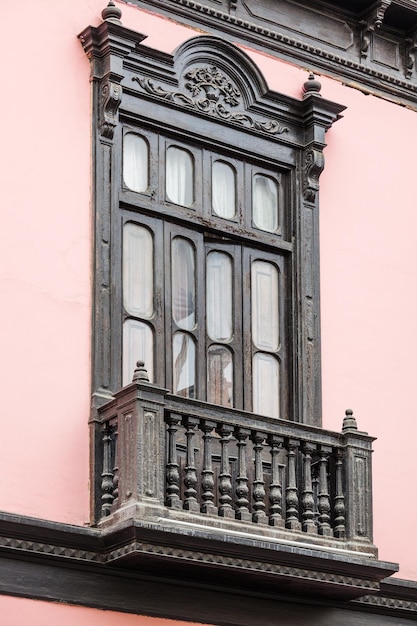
[{"left": 94, "top": 362, "right": 376, "bottom": 556}]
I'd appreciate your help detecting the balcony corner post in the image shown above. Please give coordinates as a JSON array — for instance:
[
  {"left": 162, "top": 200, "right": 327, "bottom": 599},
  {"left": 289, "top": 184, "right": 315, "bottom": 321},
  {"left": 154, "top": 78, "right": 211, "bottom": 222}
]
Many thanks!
[
  {"left": 341, "top": 409, "right": 376, "bottom": 553},
  {"left": 98, "top": 361, "right": 169, "bottom": 524}
]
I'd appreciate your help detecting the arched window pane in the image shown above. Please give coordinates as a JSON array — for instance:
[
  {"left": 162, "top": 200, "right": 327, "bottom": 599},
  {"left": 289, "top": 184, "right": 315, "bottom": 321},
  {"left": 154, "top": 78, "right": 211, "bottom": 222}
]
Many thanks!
[
  {"left": 123, "top": 320, "right": 153, "bottom": 386},
  {"left": 166, "top": 146, "right": 194, "bottom": 207},
  {"left": 123, "top": 133, "right": 148, "bottom": 192},
  {"left": 253, "top": 175, "right": 278, "bottom": 233},
  {"left": 123, "top": 223, "right": 153, "bottom": 318},
  {"left": 172, "top": 238, "right": 195, "bottom": 330},
  {"left": 206, "top": 251, "right": 233, "bottom": 341},
  {"left": 207, "top": 345, "right": 233, "bottom": 408},
  {"left": 253, "top": 353, "right": 279, "bottom": 418},
  {"left": 173, "top": 332, "right": 195, "bottom": 398},
  {"left": 251, "top": 260, "right": 279, "bottom": 351},
  {"left": 212, "top": 161, "right": 236, "bottom": 218}
]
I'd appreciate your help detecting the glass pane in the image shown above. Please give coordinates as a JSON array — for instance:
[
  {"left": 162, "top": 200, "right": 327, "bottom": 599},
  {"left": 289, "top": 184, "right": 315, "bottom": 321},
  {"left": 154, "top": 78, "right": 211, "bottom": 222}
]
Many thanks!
[
  {"left": 212, "top": 161, "right": 236, "bottom": 219},
  {"left": 253, "top": 352, "right": 279, "bottom": 418},
  {"left": 253, "top": 174, "right": 278, "bottom": 233},
  {"left": 207, "top": 345, "right": 233, "bottom": 408},
  {"left": 123, "top": 223, "right": 153, "bottom": 318},
  {"left": 123, "top": 133, "right": 148, "bottom": 192},
  {"left": 172, "top": 238, "right": 195, "bottom": 330},
  {"left": 123, "top": 319, "right": 153, "bottom": 386},
  {"left": 206, "top": 251, "right": 233, "bottom": 341},
  {"left": 251, "top": 260, "right": 279, "bottom": 351},
  {"left": 173, "top": 332, "right": 195, "bottom": 398},
  {"left": 166, "top": 146, "right": 194, "bottom": 207}
]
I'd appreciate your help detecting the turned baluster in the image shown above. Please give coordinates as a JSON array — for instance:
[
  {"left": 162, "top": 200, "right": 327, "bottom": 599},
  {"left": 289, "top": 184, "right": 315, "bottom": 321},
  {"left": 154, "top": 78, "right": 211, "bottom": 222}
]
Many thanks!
[
  {"left": 312, "top": 462, "right": 320, "bottom": 527},
  {"left": 101, "top": 424, "right": 114, "bottom": 517},
  {"left": 111, "top": 424, "right": 119, "bottom": 508},
  {"left": 201, "top": 420, "right": 217, "bottom": 515},
  {"left": 318, "top": 445, "right": 332, "bottom": 536},
  {"left": 183, "top": 417, "right": 200, "bottom": 512},
  {"left": 216, "top": 423, "right": 234, "bottom": 518},
  {"left": 166, "top": 413, "right": 182, "bottom": 509},
  {"left": 334, "top": 448, "right": 346, "bottom": 538},
  {"left": 301, "top": 442, "right": 317, "bottom": 534},
  {"left": 285, "top": 438, "right": 301, "bottom": 530},
  {"left": 252, "top": 432, "right": 268, "bottom": 524},
  {"left": 235, "top": 427, "right": 251, "bottom": 522},
  {"left": 268, "top": 435, "right": 284, "bottom": 527}
]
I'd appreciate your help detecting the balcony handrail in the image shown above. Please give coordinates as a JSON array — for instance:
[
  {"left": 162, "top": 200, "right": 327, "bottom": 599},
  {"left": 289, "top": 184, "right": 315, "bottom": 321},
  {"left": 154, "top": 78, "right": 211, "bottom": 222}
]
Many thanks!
[{"left": 163, "top": 393, "right": 373, "bottom": 448}]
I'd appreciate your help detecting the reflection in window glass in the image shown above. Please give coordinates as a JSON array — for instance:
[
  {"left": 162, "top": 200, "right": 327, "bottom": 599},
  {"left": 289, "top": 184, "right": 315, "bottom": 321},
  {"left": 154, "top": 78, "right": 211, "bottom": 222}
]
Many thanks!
[
  {"left": 172, "top": 238, "right": 195, "bottom": 330},
  {"left": 123, "top": 320, "right": 153, "bottom": 386},
  {"left": 207, "top": 251, "right": 233, "bottom": 341},
  {"left": 123, "top": 223, "right": 153, "bottom": 318},
  {"left": 253, "top": 352, "right": 279, "bottom": 418},
  {"left": 253, "top": 175, "right": 278, "bottom": 233},
  {"left": 173, "top": 332, "right": 196, "bottom": 398},
  {"left": 166, "top": 146, "right": 194, "bottom": 207},
  {"left": 123, "top": 134, "right": 149, "bottom": 192},
  {"left": 212, "top": 161, "right": 236, "bottom": 219},
  {"left": 207, "top": 345, "right": 233, "bottom": 408},
  {"left": 251, "top": 260, "right": 279, "bottom": 351}
]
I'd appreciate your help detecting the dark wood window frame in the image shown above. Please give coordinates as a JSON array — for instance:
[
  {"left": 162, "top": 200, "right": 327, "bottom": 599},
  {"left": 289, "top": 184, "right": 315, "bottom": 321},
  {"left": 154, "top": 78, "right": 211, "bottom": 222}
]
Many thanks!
[
  {"left": 79, "top": 12, "right": 345, "bottom": 429},
  {"left": 120, "top": 129, "right": 290, "bottom": 415}
]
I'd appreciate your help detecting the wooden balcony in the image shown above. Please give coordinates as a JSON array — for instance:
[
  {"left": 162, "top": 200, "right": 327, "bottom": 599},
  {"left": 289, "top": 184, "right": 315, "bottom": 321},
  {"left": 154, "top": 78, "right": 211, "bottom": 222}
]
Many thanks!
[{"left": 90, "top": 362, "right": 399, "bottom": 599}]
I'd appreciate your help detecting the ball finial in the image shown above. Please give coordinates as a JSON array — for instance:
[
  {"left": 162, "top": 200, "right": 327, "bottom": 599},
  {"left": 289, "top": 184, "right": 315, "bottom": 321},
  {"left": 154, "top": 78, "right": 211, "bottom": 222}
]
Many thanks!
[
  {"left": 132, "top": 360, "right": 150, "bottom": 383},
  {"left": 342, "top": 408, "right": 358, "bottom": 432},
  {"left": 101, "top": 0, "right": 122, "bottom": 25},
  {"left": 302, "top": 72, "right": 322, "bottom": 99}
]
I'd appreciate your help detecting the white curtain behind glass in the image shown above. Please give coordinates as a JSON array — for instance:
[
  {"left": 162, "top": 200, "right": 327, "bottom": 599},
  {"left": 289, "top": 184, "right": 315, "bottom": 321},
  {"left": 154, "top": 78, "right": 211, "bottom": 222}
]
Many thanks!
[
  {"left": 206, "top": 251, "right": 233, "bottom": 341},
  {"left": 166, "top": 147, "right": 194, "bottom": 207},
  {"left": 123, "top": 134, "right": 148, "bottom": 192},
  {"left": 173, "top": 332, "right": 195, "bottom": 398},
  {"left": 172, "top": 238, "right": 196, "bottom": 330},
  {"left": 212, "top": 161, "right": 236, "bottom": 219},
  {"left": 123, "top": 320, "right": 154, "bottom": 386},
  {"left": 253, "top": 175, "right": 278, "bottom": 233}
]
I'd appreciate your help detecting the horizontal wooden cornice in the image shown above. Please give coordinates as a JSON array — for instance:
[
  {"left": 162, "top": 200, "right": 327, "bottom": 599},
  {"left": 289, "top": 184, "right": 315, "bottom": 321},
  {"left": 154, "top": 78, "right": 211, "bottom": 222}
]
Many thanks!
[
  {"left": 0, "top": 511, "right": 409, "bottom": 624},
  {"left": 123, "top": 0, "right": 417, "bottom": 109}
]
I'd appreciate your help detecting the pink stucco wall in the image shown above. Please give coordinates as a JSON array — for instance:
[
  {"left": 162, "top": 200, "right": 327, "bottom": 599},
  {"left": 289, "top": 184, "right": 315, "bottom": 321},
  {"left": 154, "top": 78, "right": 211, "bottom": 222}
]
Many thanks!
[
  {"left": 0, "top": 596, "right": 201, "bottom": 626},
  {"left": 1, "top": 0, "right": 416, "bottom": 580}
]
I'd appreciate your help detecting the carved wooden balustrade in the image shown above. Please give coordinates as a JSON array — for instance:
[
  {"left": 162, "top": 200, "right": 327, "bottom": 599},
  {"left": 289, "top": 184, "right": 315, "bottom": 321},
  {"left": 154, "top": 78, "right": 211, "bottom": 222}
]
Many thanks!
[{"left": 95, "top": 363, "right": 376, "bottom": 555}]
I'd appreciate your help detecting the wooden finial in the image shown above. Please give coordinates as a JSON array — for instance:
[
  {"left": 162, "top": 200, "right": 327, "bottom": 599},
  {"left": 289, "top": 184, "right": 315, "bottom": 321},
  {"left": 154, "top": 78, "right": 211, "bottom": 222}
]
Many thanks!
[
  {"left": 342, "top": 408, "right": 358, "bottom": 432},
  {"left": 302, "top": 72, "right": 322, "bottom": 99},
  {"left": 132, "top": 360, "right": 150, "bottom": 383},
  {"left": 102, "top": 0, "right": 122, "bottom": 25}
]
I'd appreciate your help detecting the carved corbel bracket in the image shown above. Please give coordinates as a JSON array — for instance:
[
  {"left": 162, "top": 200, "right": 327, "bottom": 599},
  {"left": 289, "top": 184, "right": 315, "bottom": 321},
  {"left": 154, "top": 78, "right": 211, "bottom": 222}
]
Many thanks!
[
  {"left": 405, "top": 32, "right": 417, "bottom": 78},
  {"left": 359, "top": 0, "right": 391, "bottom": 58},
  {"left": 100, "top": 78, "right": 122, "bottom": 139},
  {"left": 303, "top": 149, "right": 324, "bottom": 203}
]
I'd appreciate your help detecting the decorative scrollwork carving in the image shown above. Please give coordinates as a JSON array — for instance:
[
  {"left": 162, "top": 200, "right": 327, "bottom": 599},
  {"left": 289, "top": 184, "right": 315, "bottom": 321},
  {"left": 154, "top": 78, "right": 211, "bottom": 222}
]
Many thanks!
[
  {"left": 132, "top": 69, "right": 289, "bottom": 136},
  {"left": 184, "top": 66, "right": 241, "bottom": 108},
  {"left": 303, "top": 149, "right": 324, "bottom": 202},
  {"left": 359, "top": 1, "right": 391, "bottom": 59},
  {"left": 100, "top": 80, "right": 122, "bottom": 139}
]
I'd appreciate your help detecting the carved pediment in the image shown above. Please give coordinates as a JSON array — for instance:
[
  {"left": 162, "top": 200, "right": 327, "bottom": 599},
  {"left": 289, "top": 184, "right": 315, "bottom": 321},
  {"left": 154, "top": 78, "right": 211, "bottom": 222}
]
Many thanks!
[{"left": 132, "top": 63, "right": 289, "bottom": 135}]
